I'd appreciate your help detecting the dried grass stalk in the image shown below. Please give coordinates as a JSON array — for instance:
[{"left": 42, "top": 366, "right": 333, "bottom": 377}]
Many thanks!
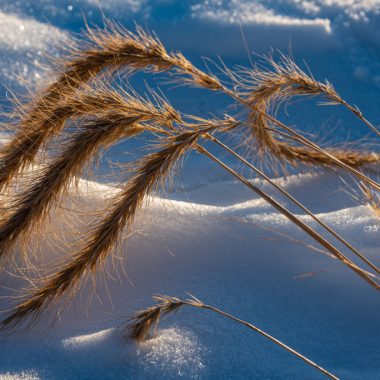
[
  {"left": 127, "top": 294, "right": 339, "bottom": 380},
  {"left": 0, "top": 23, "right": 188, "bottom": 192}
]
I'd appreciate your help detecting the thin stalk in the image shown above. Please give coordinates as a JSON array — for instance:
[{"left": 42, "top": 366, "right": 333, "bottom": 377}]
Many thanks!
[
  {"left": 197, "top": 145, "right": 380, "bottom": 290},
  {"left": 208, "top": 135, "right": 380, "bottom": 275},
  {"left": 340, "top": 99, "right": 380, "bottom": 137},
  {"left": 200, "top": 303, "right": 338, "bottom": 379}
]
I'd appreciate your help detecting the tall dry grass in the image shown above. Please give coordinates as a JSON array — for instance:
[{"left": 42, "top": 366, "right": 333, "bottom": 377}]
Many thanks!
[
  {"left": 0, "top": 24, "right": 379, "bottom": 333},
  {"left": 229, "top": 53, "right": 379, "bottom": 167}
]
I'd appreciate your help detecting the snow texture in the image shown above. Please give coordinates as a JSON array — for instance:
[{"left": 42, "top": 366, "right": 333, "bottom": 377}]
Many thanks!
[{"left": 0, "top": 1, "right": 379, "bottom": 379}]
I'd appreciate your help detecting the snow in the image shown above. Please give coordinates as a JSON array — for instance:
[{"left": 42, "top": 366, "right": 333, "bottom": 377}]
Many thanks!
[
  {"left": 0, "top": 0, "right": 380, "bottom": 379},
  {"left": 192, "top": 1, "right": 333, "bottom": 33}
]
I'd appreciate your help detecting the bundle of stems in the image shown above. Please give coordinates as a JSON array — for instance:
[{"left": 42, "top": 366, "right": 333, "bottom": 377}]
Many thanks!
[{"left": 0, "top": 23, "right": 379, "bottom": 333}]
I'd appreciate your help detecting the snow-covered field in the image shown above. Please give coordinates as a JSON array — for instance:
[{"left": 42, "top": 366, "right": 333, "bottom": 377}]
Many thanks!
[{"left": 0, "top": 1, "right": 380, "bottom": 379}]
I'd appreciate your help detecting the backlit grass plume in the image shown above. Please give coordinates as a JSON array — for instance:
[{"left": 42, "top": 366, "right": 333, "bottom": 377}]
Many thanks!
[
  {"left": 233, "top": 53, "right": 380, "bottom": 164},
  {"left": 0, "top": 86, "right": 179, "bottom": 260},
  {"left": 0, "top": 23, "right": 219, "bottom": 193}
]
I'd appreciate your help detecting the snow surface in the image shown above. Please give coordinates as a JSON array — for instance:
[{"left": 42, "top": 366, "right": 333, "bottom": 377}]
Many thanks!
[{"left": 0, "top": 1, "right": 380, "bottom": 379}]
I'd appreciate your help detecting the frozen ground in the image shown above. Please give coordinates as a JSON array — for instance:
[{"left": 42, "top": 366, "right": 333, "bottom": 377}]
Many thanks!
[{"left": 0, "top": 1, "right": 379, "bottom": 379}]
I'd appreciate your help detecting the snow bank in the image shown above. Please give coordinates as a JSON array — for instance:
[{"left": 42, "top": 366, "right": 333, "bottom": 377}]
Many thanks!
[
  {"left": 1, "top": 168, "right": 379, "bottom": 379},
  {"left": 0, "top": 0, "right": 379, "bottom": 379}
]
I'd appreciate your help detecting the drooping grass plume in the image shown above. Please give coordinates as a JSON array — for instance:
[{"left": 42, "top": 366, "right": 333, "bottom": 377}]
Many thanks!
[
  {"left": 231, "top": 53, "right": 380, "bottom": 165},
  {"left": 0, "top": 119, "right": 239, "bottom": 329},
  {"left": 249, "top": 54, "right": 379, "bottom": 136},
  {"left": 256, "top": 117, "right": 380, "bottom": 193},
  {"left": 127, "top": 294, "right": 339, "bottom": 380},
  {"left": 0, "top": 22, "right": 205, "bottom": 192},
  {"left": 273, "top": 143, "right": 379, "bottom": 167},
  {"left": 0, "top": 88, "right": 179, "bottom": 260}
]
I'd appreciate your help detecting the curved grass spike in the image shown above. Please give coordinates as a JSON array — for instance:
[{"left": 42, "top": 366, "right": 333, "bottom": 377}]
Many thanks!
[
  {"left": 0, "top": 87, "right": 180, "bottom": 260},
  {"left": 127, "top": 294, "right": 339, "bottom": 379},
  {"left": 228, "top": 55, "right": 380, "bottom": 166},
  {"left": 239, "top": 53, "right": 380, "bottom": 137},
  {"left": 229, "top": 52, "right": 380, "bottom": 160},
  {"left": 0, "top": 121, "right": 238, "bottom": 329}
]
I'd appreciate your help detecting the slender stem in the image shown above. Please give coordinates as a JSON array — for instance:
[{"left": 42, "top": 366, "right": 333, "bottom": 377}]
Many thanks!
[
  {"left": 197, "top": 145, "right": 380, "bottom": 290},
  {"left": 195, "top": 302, "right": 339, "bottom": 380},
  {"left": 208, "top": 135, "right": 380, "bottom": 275}
]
